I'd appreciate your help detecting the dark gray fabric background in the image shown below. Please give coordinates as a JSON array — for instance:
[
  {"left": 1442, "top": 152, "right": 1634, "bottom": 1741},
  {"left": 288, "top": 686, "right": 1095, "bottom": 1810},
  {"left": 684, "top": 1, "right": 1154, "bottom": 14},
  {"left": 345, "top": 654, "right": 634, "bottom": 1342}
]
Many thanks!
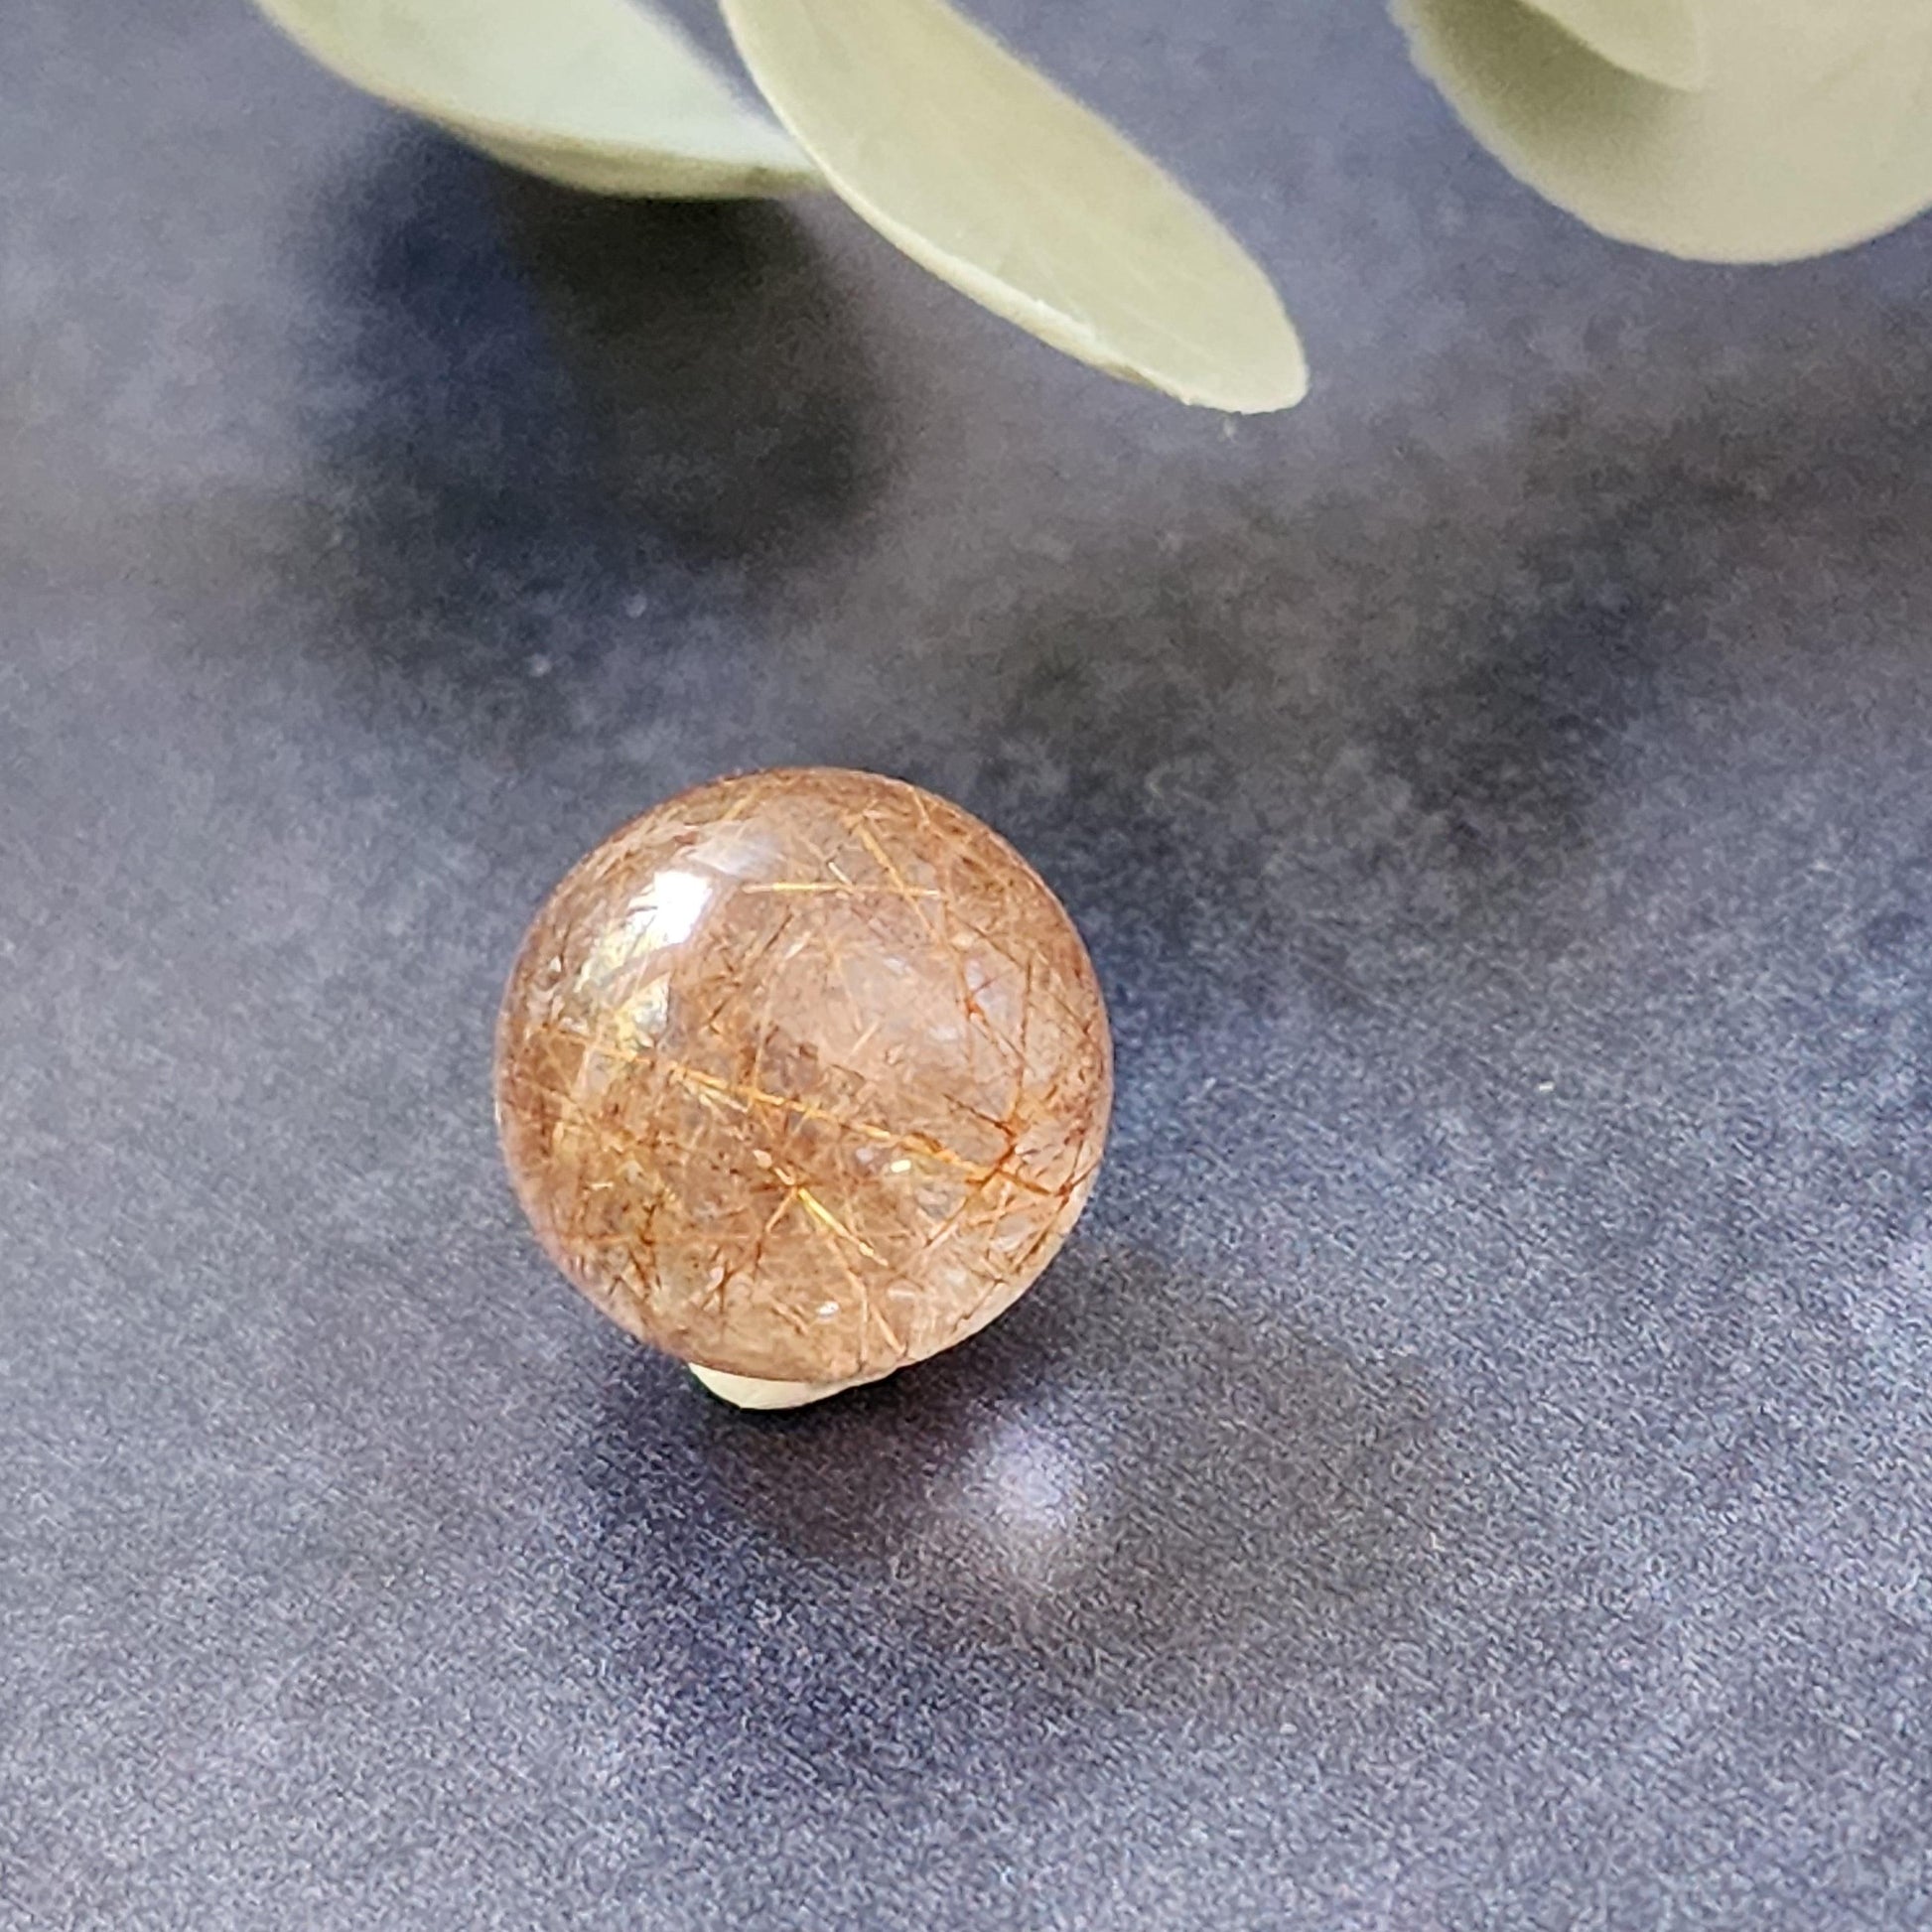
[{"left": 7, "top": 1, "right": 1932, "bottom": 1926}]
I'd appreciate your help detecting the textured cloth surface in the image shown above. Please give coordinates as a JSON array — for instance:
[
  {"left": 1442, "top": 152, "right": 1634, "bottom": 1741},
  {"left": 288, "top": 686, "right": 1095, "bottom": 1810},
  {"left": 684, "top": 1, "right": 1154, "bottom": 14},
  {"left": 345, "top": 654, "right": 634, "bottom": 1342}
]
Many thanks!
[{"left": 6, "top": 3, "right": 1932, "bottom": 1927}]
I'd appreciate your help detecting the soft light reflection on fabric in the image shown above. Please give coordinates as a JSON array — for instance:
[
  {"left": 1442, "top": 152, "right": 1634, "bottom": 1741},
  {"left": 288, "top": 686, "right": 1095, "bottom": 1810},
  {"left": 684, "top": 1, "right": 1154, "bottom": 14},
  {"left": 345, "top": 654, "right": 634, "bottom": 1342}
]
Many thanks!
[{"left": 944, "top": 1412, "right": 1092, "bottom": 1590}]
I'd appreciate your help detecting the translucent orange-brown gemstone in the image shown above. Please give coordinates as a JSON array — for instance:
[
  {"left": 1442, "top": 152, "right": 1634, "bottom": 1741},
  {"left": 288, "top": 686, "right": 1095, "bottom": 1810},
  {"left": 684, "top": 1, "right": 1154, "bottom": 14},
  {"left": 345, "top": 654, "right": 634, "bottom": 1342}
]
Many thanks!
[{"left": 493, "top": 768, "right": 1112, "bottom": 1388}]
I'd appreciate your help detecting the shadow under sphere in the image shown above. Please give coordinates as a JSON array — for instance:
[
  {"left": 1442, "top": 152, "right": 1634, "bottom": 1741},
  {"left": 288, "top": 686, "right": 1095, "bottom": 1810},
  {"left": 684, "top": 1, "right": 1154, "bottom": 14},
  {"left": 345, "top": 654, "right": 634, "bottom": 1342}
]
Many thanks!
[{"left": 579, "top": 1242, "right": 1445, "bottom": 1718}]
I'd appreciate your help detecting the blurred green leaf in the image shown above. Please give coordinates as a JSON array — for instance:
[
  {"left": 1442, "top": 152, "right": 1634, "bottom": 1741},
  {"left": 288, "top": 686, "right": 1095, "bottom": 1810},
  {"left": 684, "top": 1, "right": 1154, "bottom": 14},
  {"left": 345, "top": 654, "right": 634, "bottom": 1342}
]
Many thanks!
[
  {"left": 1399, "top": 0, "right": 1932, "bottom": 261},
  {"left": 253, "top": 0, "right": 817, "bottom": 198}
]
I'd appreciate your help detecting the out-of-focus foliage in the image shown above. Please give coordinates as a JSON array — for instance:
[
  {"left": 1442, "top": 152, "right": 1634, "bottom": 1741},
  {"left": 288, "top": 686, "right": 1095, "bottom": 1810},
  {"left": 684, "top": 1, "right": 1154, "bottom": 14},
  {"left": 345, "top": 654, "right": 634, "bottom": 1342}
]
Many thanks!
[
  {"left": 252, "top": 0, "right": 1932, "bottom": 408},
  {"left": 1400, "top": 0, "right": 1932, "bottom": 262},
  {"left": 254, "top": 0, "right": 815, "bottom": 197}
]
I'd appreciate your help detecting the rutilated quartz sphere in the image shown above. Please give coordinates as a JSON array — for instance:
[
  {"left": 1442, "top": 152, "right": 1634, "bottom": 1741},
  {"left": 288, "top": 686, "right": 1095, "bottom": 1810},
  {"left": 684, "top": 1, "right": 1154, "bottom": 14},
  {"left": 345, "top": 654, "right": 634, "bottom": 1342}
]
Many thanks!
[{"left": 493, "top": 768, "right": 1112, "bottom": 1407}]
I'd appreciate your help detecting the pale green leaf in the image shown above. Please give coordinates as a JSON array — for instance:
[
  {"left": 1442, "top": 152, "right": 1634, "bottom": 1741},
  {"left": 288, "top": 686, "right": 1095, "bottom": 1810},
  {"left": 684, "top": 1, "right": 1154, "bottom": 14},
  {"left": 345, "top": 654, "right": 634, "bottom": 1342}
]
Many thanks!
[
  {"left": 252, "top": 0, "right": 818, "bottom": 198},
  {"left": 719, "top": 0, "right": 1307, "bottom": 412},
  {"left": 1398, "top": 0, "right": 1932, "bottom": 261},
  {"left": 1516, "top": 0, "right": 1707, "bottom": 89}
]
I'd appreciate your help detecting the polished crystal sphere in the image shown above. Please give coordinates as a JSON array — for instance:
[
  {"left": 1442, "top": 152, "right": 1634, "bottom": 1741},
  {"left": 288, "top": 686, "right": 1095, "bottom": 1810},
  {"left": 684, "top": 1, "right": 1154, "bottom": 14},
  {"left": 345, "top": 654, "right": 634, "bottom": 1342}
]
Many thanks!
[{"left": 494, "top": 768, "right": 1112, "bottom": 1398}]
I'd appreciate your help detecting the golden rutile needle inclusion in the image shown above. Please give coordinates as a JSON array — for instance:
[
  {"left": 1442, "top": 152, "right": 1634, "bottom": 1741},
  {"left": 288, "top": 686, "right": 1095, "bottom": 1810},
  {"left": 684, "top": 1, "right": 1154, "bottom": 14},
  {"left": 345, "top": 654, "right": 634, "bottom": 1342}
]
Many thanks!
[{"left": 494, "top": 768, "right": 1112, "bottom": 1389}]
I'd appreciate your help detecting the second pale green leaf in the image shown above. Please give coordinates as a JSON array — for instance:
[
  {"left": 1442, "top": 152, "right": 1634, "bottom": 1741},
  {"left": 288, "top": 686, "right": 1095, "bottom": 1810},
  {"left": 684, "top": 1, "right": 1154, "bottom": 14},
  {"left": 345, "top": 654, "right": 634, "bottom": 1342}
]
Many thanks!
[{"left": 720, "top": 0, "right": 1308, "bottom": 412}]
